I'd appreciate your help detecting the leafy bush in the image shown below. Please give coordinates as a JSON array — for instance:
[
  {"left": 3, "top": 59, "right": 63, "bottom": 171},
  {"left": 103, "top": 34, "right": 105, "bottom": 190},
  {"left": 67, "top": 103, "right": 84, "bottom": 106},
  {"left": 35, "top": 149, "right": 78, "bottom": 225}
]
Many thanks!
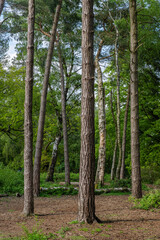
[
  {"left": 0, "top": 163, "right": 24, "bottom": 194},
  {"left": 53, "top": 172, "right": 79, "bottom": 182},
  {"left": 141, "top": 166, "right": 160, "bottom": 184},
  {"left": 40, "top": 186, "right": 78, "bottom": 197},
  {"left": 110, "top": 179, "right": 131, "bottom": 189},
  {"left": 130, "top": 190, "right": 160, "bottom": 210}
]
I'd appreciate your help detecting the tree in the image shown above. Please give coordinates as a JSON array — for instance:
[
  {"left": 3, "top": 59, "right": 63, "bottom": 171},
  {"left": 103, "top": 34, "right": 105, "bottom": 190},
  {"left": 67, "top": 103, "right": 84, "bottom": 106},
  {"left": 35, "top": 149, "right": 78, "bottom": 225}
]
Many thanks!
[
  {"left": 0, "top": 0, "right": 5, "bottom": 16},
  {"left": 78, "top": 0, "right": 100, "bottom": 224},
  {"left": 23, "top": 0, "right": 35, "bottom": 216},
  {"left": 58, "top": 38, "right": 70, "bottom": 185},
  {"left": 129, "top": 0, "right": 142, "bottom": 198},
  {"left": 33, "top": 0, "right": 62, "bottom": 197},
  {"left": 120, "top": 84, "right": 130, "bottom": 179},
  {"left": 95, "top": 40, "right": 106, "bottom": 187}
]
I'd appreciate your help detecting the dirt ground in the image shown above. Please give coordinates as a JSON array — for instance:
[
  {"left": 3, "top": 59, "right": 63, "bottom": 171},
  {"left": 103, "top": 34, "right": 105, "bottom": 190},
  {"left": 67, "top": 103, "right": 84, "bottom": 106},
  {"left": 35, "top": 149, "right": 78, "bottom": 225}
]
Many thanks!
[{"left": 1, "top": 194, "right": 160, "bottom": 240}]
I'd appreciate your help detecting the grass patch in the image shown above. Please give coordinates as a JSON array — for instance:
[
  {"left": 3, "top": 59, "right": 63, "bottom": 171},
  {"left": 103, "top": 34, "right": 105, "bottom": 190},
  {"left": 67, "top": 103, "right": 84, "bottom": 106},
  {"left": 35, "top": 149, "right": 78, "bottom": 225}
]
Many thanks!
[
  {"left": 79, "top": 228, "right": 89, "bottom": 232},
  {"left": 69, "top": 220, "right": 79, "bottom": 225},
  {"left": 57, "top": 226, "right": 71, "bottom": 238}
]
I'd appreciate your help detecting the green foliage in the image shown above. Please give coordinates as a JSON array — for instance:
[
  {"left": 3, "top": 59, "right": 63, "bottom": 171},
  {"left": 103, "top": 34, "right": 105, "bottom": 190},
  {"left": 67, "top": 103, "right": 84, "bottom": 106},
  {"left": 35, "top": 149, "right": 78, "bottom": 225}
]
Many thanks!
[
  {"left": 130, "top": 190, "right": 160, "bottom": 210},
  {"left": 141, "top": 166, "right": 160, "bottom": 184},
  {"left": 21, "top": 225, "right": 57, "bottom": 240},
  {"left": 40, "top": 187, "right": 78, "bottom": 197},
  {"left": 57, "top": 226, "right": 71, "bottom": 238},
  {"left": 68, "top": 220, "right": 79, "bottom": 225},
  {"left": 0, "top": 163, "right": 24, "bottom": 194},
  {"left": 110, "top": 179, "right": 131, "bottom": 189}
]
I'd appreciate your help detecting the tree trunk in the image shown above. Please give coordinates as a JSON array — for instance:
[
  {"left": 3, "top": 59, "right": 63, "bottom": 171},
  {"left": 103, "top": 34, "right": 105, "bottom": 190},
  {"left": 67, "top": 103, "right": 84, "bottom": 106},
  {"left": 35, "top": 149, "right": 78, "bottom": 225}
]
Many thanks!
[
  {"left": 129, "top": 0, "right": 142, "bottom": 198},
  {"left": 111, "top": 138, "right": 118, "bottom": 180},
  {"left": 33, "top": 0, "right": 62, "bottom": 197},
  {"left": 46, "top": 135, "right": 61, "bottom": 182},
  {"left": 58, "top": 39, "right": 70, "bottom": 185},
  {"left": 108, "top": 5, "right": 122, "bottom": 180},
  {"left": 0, "top": 0, "right": 5, "bottom": 16},
  {"left": 114, "top": 26, "right": 122, "bottom": 180},
  {"left": 23, "top": 0, "right": 35, "bottom": 216},
  {"left": 110, "top": 90, "right": 117, "bottom": 180},
  {"left": 120, "top": 85, "right": 130, "bottom": 179},
  {"left": 78, "top": 0, "right": 99, "bottom": 224},
  {"left": 95, "top": 40, "right": 106, "bottom": 187}
]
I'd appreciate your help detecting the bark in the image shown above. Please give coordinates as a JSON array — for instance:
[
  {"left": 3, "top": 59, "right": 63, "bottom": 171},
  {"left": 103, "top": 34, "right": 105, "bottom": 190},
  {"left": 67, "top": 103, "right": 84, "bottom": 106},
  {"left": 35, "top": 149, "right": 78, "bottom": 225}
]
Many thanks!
[
  {"left": 120, "top": 85, "right": 130, "bottom": 179},
  {"left": 58, "top": 39, "right": 70, "bottom": 185},
  {"left": 111, "top": 138, "right": 118, "bottom": 180},
  {"left": 129, "top": 0, "right": 142, "bottom": 198},
  {"left": 114, "top": 24, "right": 122, "bottom": 180},
  {"left": 108, "top": 5, "right": 122, "bottom": 179},
  {"left": 0, "top": 0, "right": 5, "bottom": 16},
  {"left": 78, "top": 0, "right": 99, "bottom": 224},
  {"left": 110, "top": 90, "right": 117, "bottom": 180},
  {"left": 46, "top": 135, "right": 61, "bottom": 182},
  {"left": 33, "top": 0, "right": 62, "bottom": 197},
  {"left": 95, "top": 40, "right": 106, "bottom": 187},
  {"left": 23, "top": 0, "right": 35, "bottom": 216}
]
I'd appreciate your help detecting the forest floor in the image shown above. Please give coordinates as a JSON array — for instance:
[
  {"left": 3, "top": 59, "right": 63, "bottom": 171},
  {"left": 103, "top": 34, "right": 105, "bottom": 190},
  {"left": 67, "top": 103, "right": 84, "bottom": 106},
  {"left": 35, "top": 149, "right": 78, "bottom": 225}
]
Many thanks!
[{"left": 1, "top": 191, "right": 160, "bottom": 240}]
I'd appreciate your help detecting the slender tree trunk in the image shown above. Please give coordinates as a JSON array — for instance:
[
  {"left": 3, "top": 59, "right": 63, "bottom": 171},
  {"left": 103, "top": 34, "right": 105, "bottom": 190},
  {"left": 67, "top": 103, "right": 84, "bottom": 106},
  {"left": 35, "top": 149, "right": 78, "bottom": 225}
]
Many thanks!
[
  {"left": 120, "top": 85, "right": 130, "bottom": 179},
  {"left": 110, "top": 90, "right": 117, "bottom": 180},
  {"left": 108, "top": 5, "right": 122, "bottom": 179},
  {"left": 58, "top": 39, "right": 70, "bottom": 185},
  {"left": 33, "top": 0, "right": 62, "bottom": 197},
  {"left": 129, "top": 0, "right": 142, "bottom": 198},
  {"left": 46, "top": 135, "right": 61, "bottom": 182},
  {"left": 23, "top": 0, "right": 35, "bottom": 216},
  {"left": 114, "top": 27, "right": 122, "bottom": 180},
  {"left": 111, "top": 138, "right": 118, "bottom": 180},
  {"left": 95, "top": 40, "right": 106, "bottom": 187},
  {"left": 78, "top": 0, "right": 99, "bottom": 224},
  {"left": 0, "top": 0, "right": 5, "bottom": 16}
]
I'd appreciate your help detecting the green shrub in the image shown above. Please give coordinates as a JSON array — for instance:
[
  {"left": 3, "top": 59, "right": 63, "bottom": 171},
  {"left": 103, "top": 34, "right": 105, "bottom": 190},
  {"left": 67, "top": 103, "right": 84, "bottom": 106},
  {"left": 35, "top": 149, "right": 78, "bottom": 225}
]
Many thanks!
[
  {"left": 130, "top": 190, "right": 160, "bottom": 210},
  {"left": 53, "top": 172, "right": 79, "bottom": 182},
  {"left": 110, "top": 179, "right": 131, "bottom": 189},
  {"left": 40, "top": 186, "right": 78, "bottom": 197},
  {"left": 0, "top": 163, "right": 24, "bottom": 194},
  {"left": 154, "top": 179, "right": 160, "bottom": 186},
  {"left": 141, "top": 166, "right": 160, "bottom": 184}
]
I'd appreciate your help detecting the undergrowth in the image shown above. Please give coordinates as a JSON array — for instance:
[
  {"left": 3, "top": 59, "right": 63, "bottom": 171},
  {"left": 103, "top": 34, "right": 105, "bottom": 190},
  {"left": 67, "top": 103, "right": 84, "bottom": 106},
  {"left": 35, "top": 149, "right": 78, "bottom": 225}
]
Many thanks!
[
  {"left": 0, "top": 163, "right": 24, "bottom": 195},
  {"left": 129, "top": 190, "right": 160, "bottom": 210}
]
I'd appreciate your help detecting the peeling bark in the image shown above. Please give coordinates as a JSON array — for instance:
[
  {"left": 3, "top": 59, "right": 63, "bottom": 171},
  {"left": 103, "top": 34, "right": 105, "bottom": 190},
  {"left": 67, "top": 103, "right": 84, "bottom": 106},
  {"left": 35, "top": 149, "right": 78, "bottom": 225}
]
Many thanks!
[
  {"left": 46, "top": 135, "right": 61, "bottom": 182},
  {"left": 95, "top": 40, "right": 106, "bottom": 187}
]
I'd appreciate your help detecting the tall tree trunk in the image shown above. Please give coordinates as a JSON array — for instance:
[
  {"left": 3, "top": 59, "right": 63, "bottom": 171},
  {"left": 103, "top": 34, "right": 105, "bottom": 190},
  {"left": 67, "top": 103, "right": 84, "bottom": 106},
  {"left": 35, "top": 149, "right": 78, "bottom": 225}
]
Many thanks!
[
  {"left": 58, "top": 39, "right": 70, "bottom": 185},
  {"left": 108, "top": 5, "right": 122, "bottom": 179},
  {"left": 114, "top": 26, "right": 122, "bottom": 180},
  {"left": 33, "top": 0, "right": 62, "bottom": 197},
  {"left": 120, "top": 85, "right": 130, "bottom": 179},
  {"left": 111, "top": 138, "right": 118, "bottom": 180},
  {"left": 129, "top": 0, "right": 142, "bottom": 198},
  {"left": 78, "top": 0, "right": 99, "bottom": 224},
  {"left": 0, "top": 0, "right": 5, "bottom": 16},
  {"left": 46, "top": 135, "right": 61, "bottom": 182},
  {"left": 110, "top": 90, "right": 117, "bottom": 180},
  {"left": 23, "top": 0, "right": 35, "bottom": 216},
  {"left": 95, "top": 40, "right": 106, "bottom": 187}
]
